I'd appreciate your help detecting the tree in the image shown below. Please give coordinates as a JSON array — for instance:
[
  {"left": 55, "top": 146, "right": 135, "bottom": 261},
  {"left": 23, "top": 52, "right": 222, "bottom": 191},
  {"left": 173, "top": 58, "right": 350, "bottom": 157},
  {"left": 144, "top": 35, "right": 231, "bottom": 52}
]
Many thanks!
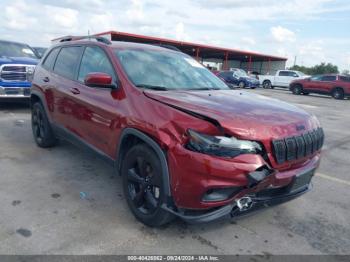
[
  {"left": 341, "top": 69, "right": 350, "bottom": 75},
  {"left": 289, "top": 62, "right": 339, "bottom": 75}
]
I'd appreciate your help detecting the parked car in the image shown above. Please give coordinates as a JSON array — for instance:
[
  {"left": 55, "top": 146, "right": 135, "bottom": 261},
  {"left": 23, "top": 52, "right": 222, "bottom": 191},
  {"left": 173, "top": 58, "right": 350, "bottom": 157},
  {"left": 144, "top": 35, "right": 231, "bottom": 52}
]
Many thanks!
[
  {"left": 31, "top": 37, "right": 324, "bottom": 227},
  {"left": 290, "top": 74, "right": 350, "bottom": 99},
  {"left": 33, "top": 47, "right": 47, "bottom": 58},
  {"left": 0, "top": 39, "right": 38, "bottom": 98},
  {"left": 259, "top": 70, "right": 309, "bottom": 89},
  {"left": 248, "top": 71, "right": 260, "bottom": 80},
  {"left": 217, "top": 69, "right": 260, "bottom": 89}
]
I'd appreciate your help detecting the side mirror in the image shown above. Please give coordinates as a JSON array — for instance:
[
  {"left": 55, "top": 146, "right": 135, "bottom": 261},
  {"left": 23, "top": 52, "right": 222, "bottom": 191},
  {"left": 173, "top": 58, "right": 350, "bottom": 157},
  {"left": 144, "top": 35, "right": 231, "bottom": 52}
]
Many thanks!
[{"left": 84, "top": 72, "right": 116, "bottom": 89}]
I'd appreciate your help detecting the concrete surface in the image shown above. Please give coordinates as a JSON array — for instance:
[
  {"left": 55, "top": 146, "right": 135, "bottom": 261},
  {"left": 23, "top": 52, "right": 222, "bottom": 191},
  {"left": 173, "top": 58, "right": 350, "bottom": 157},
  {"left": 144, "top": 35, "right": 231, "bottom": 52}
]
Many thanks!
[{"left": 0, "top": 89, "right": 349, "bottom": 255}]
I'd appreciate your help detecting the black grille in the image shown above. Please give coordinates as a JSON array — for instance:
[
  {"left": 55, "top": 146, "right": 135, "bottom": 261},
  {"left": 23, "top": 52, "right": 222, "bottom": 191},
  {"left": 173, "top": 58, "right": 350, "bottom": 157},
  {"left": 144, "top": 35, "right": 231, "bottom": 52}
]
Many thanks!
[
  {"left": 0, "top": 72, "right": 27, "bottom": 81},
  {"left": 272, "top": 128, "right": 324, "bottom": 164},
  {"left": 0, "top": 64, "right": 31, "bottom": 82},
  {"left": 2, "top": 66, "right": 26, "bottom": 72}
]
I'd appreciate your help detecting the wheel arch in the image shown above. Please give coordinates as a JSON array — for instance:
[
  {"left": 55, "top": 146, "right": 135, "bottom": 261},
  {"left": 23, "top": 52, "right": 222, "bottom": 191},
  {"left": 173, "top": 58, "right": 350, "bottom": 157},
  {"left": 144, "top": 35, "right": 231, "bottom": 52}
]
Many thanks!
[
  {"left": 30, "top": 91, "right": 53, "bottom": 123},
  {"left": 116, "top": 128, "right": 171, "bottom": 197},
  {"left": 332, "top": 86, "right": 344, "bottom": 93},
  {"left": 30, "top": 93, "right": 41, "bottom": 108}
]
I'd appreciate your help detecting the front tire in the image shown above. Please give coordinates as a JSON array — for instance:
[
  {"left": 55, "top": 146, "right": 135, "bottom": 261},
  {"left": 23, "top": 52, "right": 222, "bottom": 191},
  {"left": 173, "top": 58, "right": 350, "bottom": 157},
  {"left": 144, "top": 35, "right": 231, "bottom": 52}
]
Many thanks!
[
  {"left": 121, "top": 144, "right": 174, "bottom": 227},
  {"left": 332, "top": 88, "right": 344, "bottom": 100},
  {"left": 31, "top": 102, "right": 57, "bottom": 148}
]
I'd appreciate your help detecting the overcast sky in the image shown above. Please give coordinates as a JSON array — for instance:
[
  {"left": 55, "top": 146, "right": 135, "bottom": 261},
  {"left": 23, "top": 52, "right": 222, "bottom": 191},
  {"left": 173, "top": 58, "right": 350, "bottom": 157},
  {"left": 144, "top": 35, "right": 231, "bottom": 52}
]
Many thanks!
[{"left": 1, "top": 0, "right": 349, "bottom": 70}]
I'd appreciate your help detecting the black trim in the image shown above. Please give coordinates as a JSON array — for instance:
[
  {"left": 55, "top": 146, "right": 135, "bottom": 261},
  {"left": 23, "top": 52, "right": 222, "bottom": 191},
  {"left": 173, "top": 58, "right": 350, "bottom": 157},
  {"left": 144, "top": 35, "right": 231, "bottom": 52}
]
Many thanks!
[
  {"left": 30, "top": 90, "right": 52, "bottom": 122},
  {"left": 162, "top": 183, "right": 311, "bottom": 224},
  {"left": 116, "top": 128, "right": 172, "bottom": 196},
  {"left": 52, "top": 123, "right": 115, "bottom": 166}
]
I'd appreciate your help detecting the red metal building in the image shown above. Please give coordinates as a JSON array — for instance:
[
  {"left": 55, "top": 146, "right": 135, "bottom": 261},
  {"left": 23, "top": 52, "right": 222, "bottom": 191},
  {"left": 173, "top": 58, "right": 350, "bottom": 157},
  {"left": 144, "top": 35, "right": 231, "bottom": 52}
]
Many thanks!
[{"left": 53, "top": 30, "right": 287, "bottom": 74}]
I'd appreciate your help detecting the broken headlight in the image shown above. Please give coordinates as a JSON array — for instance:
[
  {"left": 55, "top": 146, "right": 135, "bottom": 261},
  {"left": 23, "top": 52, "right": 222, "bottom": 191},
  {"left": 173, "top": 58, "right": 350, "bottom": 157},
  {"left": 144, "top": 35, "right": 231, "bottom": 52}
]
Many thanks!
[{"left": 186, "top": 129, "right": 262, "bottom": 158}]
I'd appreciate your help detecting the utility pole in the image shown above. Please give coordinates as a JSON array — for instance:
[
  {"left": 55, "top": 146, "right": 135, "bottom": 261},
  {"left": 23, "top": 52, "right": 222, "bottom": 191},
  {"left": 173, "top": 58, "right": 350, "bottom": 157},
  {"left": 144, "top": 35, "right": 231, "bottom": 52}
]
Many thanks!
[{"left": 293, "top": 55, "right": 297, "bottom": 66}]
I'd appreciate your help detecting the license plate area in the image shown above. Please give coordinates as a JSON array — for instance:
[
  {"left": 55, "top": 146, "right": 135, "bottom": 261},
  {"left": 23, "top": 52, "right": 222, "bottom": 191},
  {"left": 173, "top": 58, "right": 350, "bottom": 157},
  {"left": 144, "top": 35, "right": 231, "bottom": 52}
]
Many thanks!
[{"left": 289, "top": 169, "right": 314, "bottom": 193}]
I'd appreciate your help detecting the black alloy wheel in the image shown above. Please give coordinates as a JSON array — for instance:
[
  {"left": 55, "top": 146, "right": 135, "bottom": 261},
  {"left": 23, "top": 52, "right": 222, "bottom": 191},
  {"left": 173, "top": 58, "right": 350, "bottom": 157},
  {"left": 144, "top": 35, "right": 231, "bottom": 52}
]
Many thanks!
[
  {"left": 31, "top": 102, "right": 56, "bottom": 147},
  {"left": 122, "top": 144, "right": 174, "bottom": 227},
  {"left": 332, "top": 88, "right": 344, "bottom": 100}
]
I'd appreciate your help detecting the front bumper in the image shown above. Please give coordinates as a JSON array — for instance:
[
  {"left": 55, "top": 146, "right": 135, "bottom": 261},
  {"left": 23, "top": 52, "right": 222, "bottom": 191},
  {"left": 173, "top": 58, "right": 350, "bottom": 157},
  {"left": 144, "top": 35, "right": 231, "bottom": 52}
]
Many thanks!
[
  {"left": 162, "top": 182, "right": 312, "bottom": 224},
  {"left": 0, "top": 86, "right": 31, "bottom": 98},
  {"left": 246, "top": 81, "right": 260, "bottom": 88}
]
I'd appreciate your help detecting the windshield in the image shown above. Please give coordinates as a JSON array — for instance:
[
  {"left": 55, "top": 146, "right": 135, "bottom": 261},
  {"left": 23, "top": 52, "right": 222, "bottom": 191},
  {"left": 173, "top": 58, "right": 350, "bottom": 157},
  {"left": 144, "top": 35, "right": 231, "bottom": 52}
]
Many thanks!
[
  {"left": 296, "top": 71, "right": 306, "bottom": 76},
  {"left": 115, "top": 49, "right": 229, "bottom": 90},
  {"left": 0, "top": 41, "right": 38, "bottom": 59}
]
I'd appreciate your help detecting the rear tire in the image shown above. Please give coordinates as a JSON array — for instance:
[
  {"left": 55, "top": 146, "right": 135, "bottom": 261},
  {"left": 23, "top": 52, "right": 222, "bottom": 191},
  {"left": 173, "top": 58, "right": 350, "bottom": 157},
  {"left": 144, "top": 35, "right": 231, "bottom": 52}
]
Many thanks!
[
  {"left": 121, "top": 143, "right": 174, "bottom": 227},
  {"left": 302, "top": 92, "right": 309, "bottom": 95},
  {"left": 262, "top": 80, "right": 271, "bottom": 89},
  {"left": 238, "top": 81, "right": 245, "bottom": 88},
  {"left": 332, "top": 88, "right": 344, "bottom": 100},
  {"left": 31, "top": 102, "right": 57, "bottom": 148}
]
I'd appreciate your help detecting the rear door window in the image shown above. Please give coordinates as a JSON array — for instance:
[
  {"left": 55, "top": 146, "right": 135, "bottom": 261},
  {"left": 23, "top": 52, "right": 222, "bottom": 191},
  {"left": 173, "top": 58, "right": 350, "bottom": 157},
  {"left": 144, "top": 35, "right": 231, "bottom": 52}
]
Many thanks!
[
  {"left": 278, "top": 71, "right": 289, "bottom": 76},
  {"left": 321, "top": 75, "right": 336, "bottom": 82},
  {"left": 78, "top": 46, "right": 116, "bottom": 82},
  {"left": 53, "top": 46, "right": 83, "bottom": 80}
]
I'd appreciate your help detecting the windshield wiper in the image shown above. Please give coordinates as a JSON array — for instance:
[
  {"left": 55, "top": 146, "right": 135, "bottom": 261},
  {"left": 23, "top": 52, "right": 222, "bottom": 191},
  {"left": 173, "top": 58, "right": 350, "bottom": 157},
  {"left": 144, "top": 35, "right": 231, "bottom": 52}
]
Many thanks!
[
  {"left": 190, "top": 87, "right": 221, "bottom": 90},
  {"left": 135, "top": 84, "right": 168, "bottom": 91}
]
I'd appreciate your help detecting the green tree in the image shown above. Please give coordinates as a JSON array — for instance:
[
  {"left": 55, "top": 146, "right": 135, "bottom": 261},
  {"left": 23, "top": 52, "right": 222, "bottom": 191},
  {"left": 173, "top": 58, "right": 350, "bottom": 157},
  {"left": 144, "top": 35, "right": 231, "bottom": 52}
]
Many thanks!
[
  {"left": 289, "top": 62, "right": 339, "bottom": 75},
  {"left": 341, "top": 69, "right": 350, "bottom": 75}
]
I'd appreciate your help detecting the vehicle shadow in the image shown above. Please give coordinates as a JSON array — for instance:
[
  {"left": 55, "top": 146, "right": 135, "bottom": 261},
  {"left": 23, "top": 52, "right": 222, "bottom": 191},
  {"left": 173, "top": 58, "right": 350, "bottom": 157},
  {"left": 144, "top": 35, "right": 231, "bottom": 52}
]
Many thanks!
[{"left": 0, "top": 100, "right": 30, "bottom": 112}]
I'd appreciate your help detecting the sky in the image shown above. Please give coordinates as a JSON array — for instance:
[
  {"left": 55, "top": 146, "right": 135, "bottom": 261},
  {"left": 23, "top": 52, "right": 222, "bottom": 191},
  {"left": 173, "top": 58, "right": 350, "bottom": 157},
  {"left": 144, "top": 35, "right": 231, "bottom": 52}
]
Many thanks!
[{"left": 1, "top": 0, "right": 349, "bottom": 70}]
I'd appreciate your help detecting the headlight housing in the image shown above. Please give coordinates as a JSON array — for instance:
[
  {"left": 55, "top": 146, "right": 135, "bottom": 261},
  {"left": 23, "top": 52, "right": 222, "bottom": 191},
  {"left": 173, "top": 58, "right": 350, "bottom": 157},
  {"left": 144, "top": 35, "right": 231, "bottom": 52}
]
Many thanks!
[{"left": 186, "top": 129, "right": 262, "bottom": 158}]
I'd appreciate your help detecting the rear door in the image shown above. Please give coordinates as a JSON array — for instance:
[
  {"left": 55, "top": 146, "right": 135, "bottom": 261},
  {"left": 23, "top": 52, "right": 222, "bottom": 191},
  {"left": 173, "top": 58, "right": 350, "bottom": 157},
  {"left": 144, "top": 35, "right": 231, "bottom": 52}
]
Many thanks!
[
  {"left": 51, "top": 46, "right": 84, "bottom": 132},
  {"left": 304, "top": 75, "right": 322, "bottom": 92},
  {"left": 319, "top": 75, "right": 337, "bottom": 93},
  {"left": 274, "top": 71, "right": 290, "bottom": 87},
  {"left": 34, "top": 47, "right": 61, "bottom": 119}
]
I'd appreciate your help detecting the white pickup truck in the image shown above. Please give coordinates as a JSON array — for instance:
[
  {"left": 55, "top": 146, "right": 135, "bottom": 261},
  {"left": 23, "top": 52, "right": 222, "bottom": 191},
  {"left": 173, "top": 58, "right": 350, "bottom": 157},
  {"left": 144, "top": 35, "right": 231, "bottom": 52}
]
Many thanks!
[{"left": 259, "top": 70, "right": 309, "bottom": 89}]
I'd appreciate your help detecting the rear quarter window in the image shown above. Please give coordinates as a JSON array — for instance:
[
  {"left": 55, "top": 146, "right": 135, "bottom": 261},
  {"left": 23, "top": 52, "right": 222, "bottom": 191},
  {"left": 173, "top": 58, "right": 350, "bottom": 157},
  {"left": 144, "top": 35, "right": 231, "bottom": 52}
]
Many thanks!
[
  {"left": 278, "top": 71, "right": 289, "bottom": 76},
  {"left": 321, "top": 75, "right": 337, "bottom": 81},
  {"left": 339, "top": 76, "right": 350, "bottom": 82}
]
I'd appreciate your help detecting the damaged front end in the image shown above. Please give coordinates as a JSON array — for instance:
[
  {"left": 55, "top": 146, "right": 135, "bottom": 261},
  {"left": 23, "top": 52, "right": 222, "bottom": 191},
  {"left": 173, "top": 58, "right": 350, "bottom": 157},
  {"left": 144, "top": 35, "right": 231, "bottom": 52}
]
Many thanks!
[
  {"left": 161, "top": 165, "right": 315, "bottom": 224},
  {"left": 141, "top": 89, "right": 323, "bottom": 224}
]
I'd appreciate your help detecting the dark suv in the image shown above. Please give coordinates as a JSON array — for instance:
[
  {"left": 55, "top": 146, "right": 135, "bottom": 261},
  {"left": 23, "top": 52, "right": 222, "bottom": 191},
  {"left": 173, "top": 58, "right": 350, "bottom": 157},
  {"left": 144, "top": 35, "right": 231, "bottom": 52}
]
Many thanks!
[{"left": 31, "top": 36, "right": 324, "bottom": 227}]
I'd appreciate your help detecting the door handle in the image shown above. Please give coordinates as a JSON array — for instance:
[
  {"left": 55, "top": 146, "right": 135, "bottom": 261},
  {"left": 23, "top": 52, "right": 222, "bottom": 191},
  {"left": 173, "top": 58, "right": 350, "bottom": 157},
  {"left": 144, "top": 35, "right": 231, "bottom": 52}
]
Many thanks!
[
  {"left": 70, "top": 87, "right": 80, "bottom": 95},
  {"left": 43, "top": 77, "right": 50, "bottom": 82}
]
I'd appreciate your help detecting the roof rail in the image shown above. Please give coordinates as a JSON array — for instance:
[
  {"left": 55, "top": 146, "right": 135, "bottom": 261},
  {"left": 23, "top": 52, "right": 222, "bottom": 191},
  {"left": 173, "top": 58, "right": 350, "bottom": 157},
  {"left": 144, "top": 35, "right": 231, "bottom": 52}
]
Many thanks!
[
  {"left": 58, "top": 35, "right": 112, "bottom": 45},
  {"left": 151, "top": 43, "right": 182, "bottom": 52}
]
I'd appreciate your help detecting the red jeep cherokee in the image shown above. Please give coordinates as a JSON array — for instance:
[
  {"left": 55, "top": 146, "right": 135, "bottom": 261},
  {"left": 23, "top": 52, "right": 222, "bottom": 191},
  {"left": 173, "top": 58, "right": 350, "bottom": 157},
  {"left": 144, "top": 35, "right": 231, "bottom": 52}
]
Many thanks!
[
  {"left": 290, "top": 74, "right": 350, "bottom": 99},
  {"left": 31, "top": 37, "right": 324, "bottom": 227}
]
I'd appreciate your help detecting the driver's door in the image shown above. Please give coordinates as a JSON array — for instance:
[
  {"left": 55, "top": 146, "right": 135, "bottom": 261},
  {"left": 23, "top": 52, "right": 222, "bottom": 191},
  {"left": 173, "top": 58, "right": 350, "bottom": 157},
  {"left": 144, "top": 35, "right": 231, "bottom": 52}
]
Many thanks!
[
  {"left": 304, "top": 75, "right": 322, "bottom": 92},
  {"left": 69, "top": 45, "right": 120, "bottom": 156}
]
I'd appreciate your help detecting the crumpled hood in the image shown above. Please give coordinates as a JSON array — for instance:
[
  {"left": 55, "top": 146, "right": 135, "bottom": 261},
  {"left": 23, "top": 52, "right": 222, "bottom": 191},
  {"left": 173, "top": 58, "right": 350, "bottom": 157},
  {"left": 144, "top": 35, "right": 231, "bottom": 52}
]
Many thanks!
[
  {"left": 0, "top": 56, "right": 38, "bottom": 66},
  {"left": 144, "top": 90, "right": 319, "bottom": 140}
]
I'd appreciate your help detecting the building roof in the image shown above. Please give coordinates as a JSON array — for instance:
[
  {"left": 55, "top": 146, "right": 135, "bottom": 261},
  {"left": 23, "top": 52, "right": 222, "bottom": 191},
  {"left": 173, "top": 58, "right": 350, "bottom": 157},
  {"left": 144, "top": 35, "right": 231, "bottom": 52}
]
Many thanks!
[{"left": 93, "top": 30, "right": 287, "bottom": 62}]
